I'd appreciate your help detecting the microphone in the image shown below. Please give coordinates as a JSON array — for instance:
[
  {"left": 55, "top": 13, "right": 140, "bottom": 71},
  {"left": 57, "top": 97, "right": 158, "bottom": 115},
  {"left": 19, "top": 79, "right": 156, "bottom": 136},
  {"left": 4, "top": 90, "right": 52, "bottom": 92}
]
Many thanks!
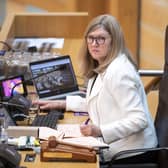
[
  {"left": 5, "top": 94, "right": 32, "bottom": 121},
  {"left": 0, "top": 95, "right": 31, "bottom": 121}
]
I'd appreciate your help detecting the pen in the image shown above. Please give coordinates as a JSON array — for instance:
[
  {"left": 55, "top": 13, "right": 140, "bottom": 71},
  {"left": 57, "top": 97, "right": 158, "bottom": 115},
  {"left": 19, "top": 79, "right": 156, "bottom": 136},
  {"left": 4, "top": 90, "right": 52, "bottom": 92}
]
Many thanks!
[{"left": 84, "top": 118, "right": 90, "bottom": 125}]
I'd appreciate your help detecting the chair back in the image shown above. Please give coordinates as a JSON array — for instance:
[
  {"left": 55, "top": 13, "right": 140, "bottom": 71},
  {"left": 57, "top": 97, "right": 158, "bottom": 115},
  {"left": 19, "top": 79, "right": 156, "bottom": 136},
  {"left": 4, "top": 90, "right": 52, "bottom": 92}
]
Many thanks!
[{"left": 155, "top": 25, "right": 168, "bottom": 147}]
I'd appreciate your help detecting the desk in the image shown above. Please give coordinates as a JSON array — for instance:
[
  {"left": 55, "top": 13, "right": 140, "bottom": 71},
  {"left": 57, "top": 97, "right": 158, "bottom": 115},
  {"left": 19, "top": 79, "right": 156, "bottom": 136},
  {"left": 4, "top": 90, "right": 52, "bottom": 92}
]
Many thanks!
[
  {"left": 20, "top": 151, "right": 99, "bottom": 168},
  {"left": 19, "top": 109, "right": 99, "bottom": 168}
]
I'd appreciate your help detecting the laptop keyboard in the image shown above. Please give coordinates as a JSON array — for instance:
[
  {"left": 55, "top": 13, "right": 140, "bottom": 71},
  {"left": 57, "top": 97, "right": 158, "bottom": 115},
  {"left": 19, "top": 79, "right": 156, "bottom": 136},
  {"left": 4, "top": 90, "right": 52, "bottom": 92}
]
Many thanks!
[{"left": 31, "top": 110, "right": 64, "bottom": 129}]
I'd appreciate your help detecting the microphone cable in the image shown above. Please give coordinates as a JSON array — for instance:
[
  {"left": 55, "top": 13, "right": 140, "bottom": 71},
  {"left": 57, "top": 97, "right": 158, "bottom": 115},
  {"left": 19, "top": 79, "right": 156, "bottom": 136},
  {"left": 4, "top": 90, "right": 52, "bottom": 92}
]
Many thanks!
[{"left": 0, "top": 101, "right": 25, "bottom": 108}]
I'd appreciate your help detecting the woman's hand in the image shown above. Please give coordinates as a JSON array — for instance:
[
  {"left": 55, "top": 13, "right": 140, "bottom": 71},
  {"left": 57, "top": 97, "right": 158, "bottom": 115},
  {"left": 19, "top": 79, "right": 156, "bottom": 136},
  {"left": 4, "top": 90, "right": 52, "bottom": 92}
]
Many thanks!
[
  {"left": 80, "top": 124, "right": 102, "bottom": 137},
  {"left": 32, "top": 100, "right": 66, "bottom": 110}
]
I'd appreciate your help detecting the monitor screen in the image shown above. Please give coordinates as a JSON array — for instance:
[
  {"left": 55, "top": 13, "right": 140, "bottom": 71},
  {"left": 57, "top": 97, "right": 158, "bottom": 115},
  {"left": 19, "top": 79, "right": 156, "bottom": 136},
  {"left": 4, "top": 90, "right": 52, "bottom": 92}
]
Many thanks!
[
  {"left": 0, "top": 75, "right": 27, "bottom": 99},
  {"left": 29, "top": 56, "right": 78, "bottom": 98}
]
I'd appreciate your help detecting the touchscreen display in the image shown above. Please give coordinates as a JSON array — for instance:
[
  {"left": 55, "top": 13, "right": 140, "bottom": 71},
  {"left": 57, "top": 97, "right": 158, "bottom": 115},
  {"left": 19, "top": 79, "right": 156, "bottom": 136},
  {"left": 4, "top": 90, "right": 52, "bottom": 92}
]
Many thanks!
[{"left": 0, "top": 76, "right": 27, "bottom": 98}]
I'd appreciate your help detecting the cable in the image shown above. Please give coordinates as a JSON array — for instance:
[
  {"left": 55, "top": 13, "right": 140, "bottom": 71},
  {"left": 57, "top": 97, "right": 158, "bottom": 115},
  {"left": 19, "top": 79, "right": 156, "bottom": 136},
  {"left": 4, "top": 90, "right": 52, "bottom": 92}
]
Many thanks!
[
  {"left": 0, "top": 101, "right": 24, "bottom": 108},
  {"left": 0, "top": 40, "right": 25, "bottom": 52},
  {"left": 0, "top": 41, "right": 13, "bottom": 51}
]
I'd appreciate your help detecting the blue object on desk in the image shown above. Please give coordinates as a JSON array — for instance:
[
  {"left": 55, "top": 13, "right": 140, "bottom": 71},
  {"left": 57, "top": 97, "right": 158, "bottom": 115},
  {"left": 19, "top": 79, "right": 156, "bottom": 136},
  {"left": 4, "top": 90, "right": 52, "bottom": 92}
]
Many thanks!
[{"left": 74, "top": 112, "right": 88, "bottom": 116}]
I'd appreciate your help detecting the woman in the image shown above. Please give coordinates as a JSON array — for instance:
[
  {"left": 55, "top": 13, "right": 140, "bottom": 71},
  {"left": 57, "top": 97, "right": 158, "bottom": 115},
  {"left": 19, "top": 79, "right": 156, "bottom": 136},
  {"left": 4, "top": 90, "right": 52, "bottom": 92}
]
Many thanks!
[{"left": 33, "top": 14, "right": 157, "bottom": 163}]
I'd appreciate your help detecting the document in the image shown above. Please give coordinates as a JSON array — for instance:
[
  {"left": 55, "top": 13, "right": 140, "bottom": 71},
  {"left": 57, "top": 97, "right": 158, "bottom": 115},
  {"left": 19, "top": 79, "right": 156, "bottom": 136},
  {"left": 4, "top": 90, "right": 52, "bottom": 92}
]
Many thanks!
[
  {"left": 38, "top": 125, "right": 81, "bottom": 140},
  {"left": 56, "top": 124, "right": 83, "bottom": 138},
  {"left": 38, "top": 127, "right": 64, "bottom": 140},
  {"left": 61, "top": 136, "right": 109, "bottom": 149},
  {"left": 38, "top": 125, "right": 109, "bottom": 149}
]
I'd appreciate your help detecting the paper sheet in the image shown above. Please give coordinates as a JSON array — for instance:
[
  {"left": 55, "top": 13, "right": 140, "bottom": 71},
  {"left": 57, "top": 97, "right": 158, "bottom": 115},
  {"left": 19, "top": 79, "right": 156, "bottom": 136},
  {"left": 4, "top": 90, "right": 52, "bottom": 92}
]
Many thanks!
[
  {"left": 57, "top": 124, "right": 83, "bottom": 138},
  {"left": 38, "top": 127, "right": 64, "bottom": 140},
  {"left": 61, "top": 136, "right": 109, "bottom": 148}
]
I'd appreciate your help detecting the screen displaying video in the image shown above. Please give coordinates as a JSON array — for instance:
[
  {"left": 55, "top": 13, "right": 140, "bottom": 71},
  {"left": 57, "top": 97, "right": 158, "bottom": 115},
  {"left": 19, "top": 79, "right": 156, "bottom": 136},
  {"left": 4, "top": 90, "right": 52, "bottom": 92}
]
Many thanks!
[{"left": 1, "top": 76, "right": 25, "bottom": 97}]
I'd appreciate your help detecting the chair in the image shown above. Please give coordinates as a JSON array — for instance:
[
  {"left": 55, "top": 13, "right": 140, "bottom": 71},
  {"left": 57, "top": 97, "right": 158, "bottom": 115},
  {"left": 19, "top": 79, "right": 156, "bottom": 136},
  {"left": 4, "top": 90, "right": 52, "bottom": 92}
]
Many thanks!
[{"left": 107, "top": 25, "right": 168, "bottom": 168}]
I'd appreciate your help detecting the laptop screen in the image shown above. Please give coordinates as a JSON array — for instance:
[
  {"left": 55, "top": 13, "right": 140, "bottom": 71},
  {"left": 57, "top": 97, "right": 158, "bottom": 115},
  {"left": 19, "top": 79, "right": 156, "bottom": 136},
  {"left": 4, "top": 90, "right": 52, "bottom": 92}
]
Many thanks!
[
  {"left": 0, "top": 75, "right": 27, "bottom": 99},
  {"left": 29, "top": 55, "right": 79, "bottom": 99}
]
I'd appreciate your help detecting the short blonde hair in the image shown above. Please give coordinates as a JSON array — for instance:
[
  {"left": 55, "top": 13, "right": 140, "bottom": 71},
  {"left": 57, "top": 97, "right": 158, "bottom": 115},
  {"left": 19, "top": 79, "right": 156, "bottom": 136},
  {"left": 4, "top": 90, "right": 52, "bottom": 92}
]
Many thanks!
[{"left": 78, "top": 14, "right": 137, "bottom": 78}]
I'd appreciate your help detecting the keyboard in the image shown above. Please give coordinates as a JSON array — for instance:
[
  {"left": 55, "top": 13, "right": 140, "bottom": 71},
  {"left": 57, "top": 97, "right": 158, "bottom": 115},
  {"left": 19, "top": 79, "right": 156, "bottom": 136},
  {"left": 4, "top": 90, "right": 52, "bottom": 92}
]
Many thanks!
[{"left": 31, "top": 110, "right": 64, "bottom": 129}]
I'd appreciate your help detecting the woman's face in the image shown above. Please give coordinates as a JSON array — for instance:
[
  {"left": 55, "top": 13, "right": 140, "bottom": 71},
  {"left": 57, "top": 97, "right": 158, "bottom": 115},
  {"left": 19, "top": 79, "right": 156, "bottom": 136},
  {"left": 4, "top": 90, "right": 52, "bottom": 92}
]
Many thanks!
[{"left": 86, "top": 27, "right": 111, "bottom": 64}]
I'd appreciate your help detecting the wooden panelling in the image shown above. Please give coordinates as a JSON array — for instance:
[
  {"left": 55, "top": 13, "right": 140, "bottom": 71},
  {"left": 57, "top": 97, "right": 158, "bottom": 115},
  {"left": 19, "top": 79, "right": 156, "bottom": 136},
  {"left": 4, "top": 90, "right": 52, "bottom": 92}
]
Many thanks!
[
  {"left": 141, "top": 24, "right": 164, "bottom": 57},
  {"left": 14, "top": 13, "right": 88, "bottom": 38},
  {"left": 141, "top": 0, "right": 168, "bottom": 31},
  {"left": 106, "top": 0, "right": 140, "bottom": 62},
  {"left": 7, "top": 0, "right": 25, "bottom": 14},
  {"left": 140, "top": 58, "right": 163, "bottom": 70},
  {"left": 140, "top": 24, "right": 164, "bottom": 68},
  {"left": 140, "top": 0, "right": 168, "bottom": 119},
  {"left": 117, "top": 0, "right": 140, "bottom": 61},
  {"left": 0, "top": 14, "right": 15, "bottom": 43},
  {"left": 9, "top": 0, "right": 78, "bottom": 12},
  {"left": 140, "top": 0, "right": 168, "bottom": 69}
]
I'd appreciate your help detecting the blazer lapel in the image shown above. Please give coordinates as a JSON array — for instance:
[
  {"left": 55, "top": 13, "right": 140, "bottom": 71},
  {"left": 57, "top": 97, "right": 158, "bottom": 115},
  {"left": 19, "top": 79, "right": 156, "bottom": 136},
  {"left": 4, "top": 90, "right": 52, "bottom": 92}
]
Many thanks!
[{"left": 87, "top": 74, "right": 103, "bottom": 102}]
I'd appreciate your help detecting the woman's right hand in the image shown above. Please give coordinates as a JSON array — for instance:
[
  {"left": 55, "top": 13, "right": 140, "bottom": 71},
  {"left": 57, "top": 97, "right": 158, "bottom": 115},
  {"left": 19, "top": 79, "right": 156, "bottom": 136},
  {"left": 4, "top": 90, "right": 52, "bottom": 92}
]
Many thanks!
[
  {"left": 32, "top": 99, "right": 66, "bottom": 110},
  {"left": 80, "top": 124, "right": 102, "bottom": 137}
]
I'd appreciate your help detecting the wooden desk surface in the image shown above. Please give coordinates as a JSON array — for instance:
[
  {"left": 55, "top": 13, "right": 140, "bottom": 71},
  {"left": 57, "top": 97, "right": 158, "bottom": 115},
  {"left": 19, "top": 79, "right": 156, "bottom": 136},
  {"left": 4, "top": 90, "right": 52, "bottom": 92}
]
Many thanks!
[
  {"left": 19, "top": 109, "right": 99, "bottom": 168},
  {"left": 20, "top": 151, "right": 99, "bottom": 168}
]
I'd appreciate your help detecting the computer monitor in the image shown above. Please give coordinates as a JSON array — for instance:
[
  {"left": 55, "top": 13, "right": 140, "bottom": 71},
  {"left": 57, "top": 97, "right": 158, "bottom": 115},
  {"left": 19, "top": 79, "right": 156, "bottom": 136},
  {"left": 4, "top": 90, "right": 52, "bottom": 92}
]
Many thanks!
[{"left": 0, "top": 75, "right": 27, "bottom": 100}]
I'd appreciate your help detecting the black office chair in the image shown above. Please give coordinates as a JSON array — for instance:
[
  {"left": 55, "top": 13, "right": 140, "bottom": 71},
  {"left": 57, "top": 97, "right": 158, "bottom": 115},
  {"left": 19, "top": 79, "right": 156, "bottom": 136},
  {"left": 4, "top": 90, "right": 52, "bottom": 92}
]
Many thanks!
[{"left": 108, "top": 25, "right": 168, "bottom": 168}]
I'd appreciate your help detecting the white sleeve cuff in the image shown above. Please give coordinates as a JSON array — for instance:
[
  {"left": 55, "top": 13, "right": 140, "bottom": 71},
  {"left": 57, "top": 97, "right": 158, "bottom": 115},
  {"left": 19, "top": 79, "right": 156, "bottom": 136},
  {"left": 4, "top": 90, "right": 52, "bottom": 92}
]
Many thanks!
[{"left": 66, "top": 96, "right": 88, "bottom": 112}]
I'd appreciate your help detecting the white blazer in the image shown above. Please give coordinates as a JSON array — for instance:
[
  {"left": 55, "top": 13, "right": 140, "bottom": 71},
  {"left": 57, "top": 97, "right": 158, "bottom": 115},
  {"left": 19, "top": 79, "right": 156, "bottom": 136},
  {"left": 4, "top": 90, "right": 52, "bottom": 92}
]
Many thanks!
[{"left": 66, "top": 53, "right": 158, "bottom": 161}]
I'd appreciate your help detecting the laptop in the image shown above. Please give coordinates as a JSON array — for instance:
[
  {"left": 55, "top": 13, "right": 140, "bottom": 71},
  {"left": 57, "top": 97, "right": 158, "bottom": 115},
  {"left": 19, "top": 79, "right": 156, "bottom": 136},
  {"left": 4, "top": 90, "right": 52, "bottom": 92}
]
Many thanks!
[{"left": 29, "top": 55, "right": 85, "bottom": 100}]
